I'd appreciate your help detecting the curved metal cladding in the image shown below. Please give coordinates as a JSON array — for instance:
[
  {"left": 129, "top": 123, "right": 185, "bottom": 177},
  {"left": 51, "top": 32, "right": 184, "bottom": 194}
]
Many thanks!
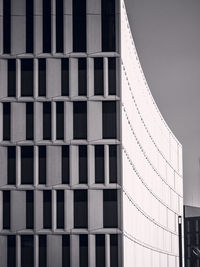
[{"left": 120, "top": 1, "right": 184, "bottom": 266}]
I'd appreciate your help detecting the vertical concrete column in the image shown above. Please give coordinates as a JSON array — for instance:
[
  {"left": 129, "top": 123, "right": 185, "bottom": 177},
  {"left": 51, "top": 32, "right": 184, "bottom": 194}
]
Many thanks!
[
  {"left": 47, "top": 146, "right": 62, "bottom": 186},
  {"left": 0, "top": 60, "right": 7, "bottom": 98},
  {"left": 0, "top": 0, "right": 3, "bottom": 54},
  {"left": 16, "top": 235, "right": 21, "bottom": 267},
  {"left": 69, "top": 58, "right": 78, "bottom": 98},
  {"left": 104, "top": 58, "right": 109, "bottom": 97},
  {"left": 34, "top": 102, "right": 43, "bottom": 141},
  {"left": 34, "top": 59, "right": 39, "bottom": 98},
  {"left": 63, "top": 0, "right": 73, "bottom": 54},
  {"left": 47, "top": 235, "right": 62, "bottom": 267},
  {"left": 88, "top": 101, "right": 102, "bottom": 141},
  {"left": 52, "top": 189, "right": 56, "bottom": 231},
  {"left": 65, "top": 189, "right": 73, "bottom": 231},
  {"left": 0, "top": 236, "right": 7, "bottom": 267},
  {"left": 87, "top": 58, "right": 94, "bottom": 97},
  {"left": 52, "top": 101, "right": 56, "bottom": 142},
  {"left": 0, "top": 191, "right": 3, "bottom": 231},
  {"left": 88, "top": 189, "right": 103, "bottom": 231},
  {"left": 34, "top": 0, "right": 43, "bottom": 54},
  {"left": 11, "top": 190, "right": 26, "bottom": 231},
  {"left": 16, "top": 146, "right": 21, "bottom": 186},
  {"left": 11, "top": 103, "right": 26, "bottom": 142},
  {"left": 0, "top": 147, "right": 7, "bottom": 186},
  {"left": 64, "top": 101, "right": 73, "bottom": 141},
  {"left": 34, "top": 235, "right": 39, "bottom": 267},
  {"left": 105, "top": 234, "right": 110, "bottom": 267},
  {"left": 70, "top": 146, "right": 79, "bottom": 186},
  {"left": 47, "top": 59, "right": 61, "bottom": 98},
  {"left": 70, "top": 235, "right": 79, "bottom": 267},
  {"left": 88, "top": 235, "right": 95, "bottom": 267},
  {"left": 88, "top": 145, "right": 95, "bottom": 186},
  {"left": 16, "top": 59, "right": 21, "bottom": 98},
  {"left": 104, "top": 145, "right": 109, "bottom": 186},
  {"left": 34, "top": 146, "right": 39, "bottom": 186},
  {"left": 35, "top": 190, "right": 43, "bottom": 231},
  {"left": 0, "top": 103, "right": 3, "bottom": 141},
  {"left": 51, "top": 0, "right": 56, "bottom": 54}
]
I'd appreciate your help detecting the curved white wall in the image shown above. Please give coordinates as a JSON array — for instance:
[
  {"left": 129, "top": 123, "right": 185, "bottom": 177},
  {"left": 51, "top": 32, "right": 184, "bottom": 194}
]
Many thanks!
[{"left": 120, "top": 1, "right": 184, "bottom": 266}]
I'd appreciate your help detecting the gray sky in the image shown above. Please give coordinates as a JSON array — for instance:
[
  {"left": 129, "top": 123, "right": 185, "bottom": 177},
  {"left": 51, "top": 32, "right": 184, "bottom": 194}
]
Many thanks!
[{"left": 125, "top": 0, "right": 200, "bottom": 207}]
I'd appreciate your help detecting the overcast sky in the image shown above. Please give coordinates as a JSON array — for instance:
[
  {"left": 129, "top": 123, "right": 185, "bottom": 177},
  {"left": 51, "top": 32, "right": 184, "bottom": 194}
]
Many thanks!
[{"left": 125, "top": 0, "right": 200, "bottom": 207}]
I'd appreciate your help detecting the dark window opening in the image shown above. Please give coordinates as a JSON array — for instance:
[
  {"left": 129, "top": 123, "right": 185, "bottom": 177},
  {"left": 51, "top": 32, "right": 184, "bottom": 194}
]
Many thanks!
[
  {"left": 26, "top": 191, "right": 34, "bottom": 229},
  {"left": 57, "top": 190, "right": 64, "bottom": 229},
  {"left": 8, "top": 146, "right": 16, "bottom": 185},
  {"left": 108, "top": 58, "right": 116, "bottom": 95},
  {"left": 56, "top": 102, "right": 64, "bottom": 140},
  {"left": 7, "top": 236, "right": 16, "bottom": 267},
  {"left": 43, "top": 0, "right": 51, "bottom": 53},
  {"left": 3, "top": 190, "right": 10, "bottom": 229},
  {"left": 3, "top": 102, "right": 10, "bottom": 141},
  {"left": 43, "top": 102, "right": 51, "bottom": 140},
  {"left": 110, "top": 235, "right": 118, "bottom": 267},
  {"left": 26, "top": 0, "right": 33, "bottom": 53},
  {"left": 21, "top": 59, "right": 33, "bottom": 97},
  {"left": 103, "top": 101, "right": 117, "bottom": 139},
  {"left": 79, "top": 146, "right": 87, "bottom": 184},
  {"left": 61, "top": 59, "right": 69, "bottom": 96},
  {"left": 62, "top": 235, "right": 70, "bottom": 267},
  {"left": 21, "top": 146, "right": 33, "bottom": 184},
  {"left": 39, "top": 59, "right": 46, "bottom": 96},
  {"left": 43, "top": 191, "right": 52, "bottom": 229},
  {"left": 74, "top": 190, "right": 88, "bottom": 228},
  {"left": 78, "top": 58, "right": 87, "bottom": 96},
  {"left": 95, "top": 145, "right": 104, "bottom": 184},
  {"left": 96, "top": 235, "right": 105, "bottom": 267},
  {"left": 80, "top": 235, "right": 88, "bottom": 267},
  {"left": 73, "top": 0, "right": 86, "bottom": 52},
  {"left": 94, "top": 58, "right": 104, "bottom": 95},
  {"left": 3, "top": 0, "right": 11, "bottom": 53},
  {"left": 56, "top": 0, "right": 63, "bottom": 52},
  {"left": 73, "top": 102, "right": 87, "bottom": 139},
  {"left": 8, "top": 59, "right": 16, "bottom": 97},
  {"left": 103, "top": 190, "right": 118, "bottom": 228},
  {"left": 21, "top": 236, "right": 34, "bottom": 267},
  {"left": 39, "top": 235, "right": 47, "bottom": 267},
  {"left": 62, "top": 146, "right": 69, "bottom": 184},
  {"left": 39, "top": 146, "right": 46, "bottom": 185},
  {"left": 109, "top": 145, "right": 117, "bottom": 183},
  {"left": 102, "top": 0, "right": 116, "bottom": 52},
  {"left": 26, "top": 102, "right": 34, "bottom": 140}
]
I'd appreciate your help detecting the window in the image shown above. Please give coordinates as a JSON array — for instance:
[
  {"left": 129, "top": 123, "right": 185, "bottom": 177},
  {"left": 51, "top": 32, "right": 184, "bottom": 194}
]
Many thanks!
[
  {"left": 21, "top": 59, "right": 33, "bottom": 97},
  {"left": 7, "top": 146, "right": 16, "bottom": 185},
  {"left": 80, "top": 235, "right": 88, "bottom": 267},
  {"left": 102, "top": 0, "right": 116, "bottom": 52},
  {"left": 56, "top": 102, "right": 64, "bottom": 140},
  {"left": 78, "top": 58, "right": 87, "bottom": 96},
  {"left": 26, "top": 0, "right": 33, "bottom": 53},
  {"left": 26, "top": 191, "right": 34, "bottom": 229},
  {"left": 3, "top": 0, "right": 11, "bottom": 53},
  {"left": 43, "top": 191, "right": 52, "bottom": 229},
  {"left": 62, "top": 235, "right": 70, "bottom": 267},
  {"left": 96, "top": 235, "right": 105, "bottom": 267},
  {"left": 79, "top": 146, "right": 87, "bottom": 184},
  {"left": 103, "top": 101, "right": 117, "bottom": 139},
  {"left": 8, "top": 59, "right": 16, "bottom": 97},
  {"left": 3, "top": 102, "right": 10, "bottom": 141},
  {"left": 56, "top": 0, "right": 63, "bottom": 52},
  {"left": 108, "top": 58, "right": 116, "bottom": 95},
  {"left": 21, "top": 236, "right": 34, "bottom": 267},
  {"left": 3, "top": 190, "right": 10, "bottom": 229},
  {"left": 103, "top": 190, "right": 118, "bottom": 228},
  {"left": 61, "top": 59, "right": 69, "bottom": 96},
  {"left": 21, "top": 146, "right": 33, "bottom": 184},
  {"left": 109, "top": 145, "right": 117, "bottom": 183},
  {"left": 57, "top": 190, "right": 64, "bottom": 229},
  {"left": 7, "top": 236, "right": 16, "bottom": 267},
  {"left": 39, "top": 59, "right": 46, "bottom": 96},
  {"left": 39, "top": 235, "right": 47, "bottom": 267},
  {"left": 74, "top": 190, "right": 88, "bottom": 228},
  {"left": 73, "top": 102, "right": 87, "bottom": 139},
  {"left": 110, "top": 235, "right": 118, "bottom": 267},
  {"left": 94, "top": 58, "right": 104, "bottom": 95},
  {"left": 39, "top": 146, "right": 46, "bottom": 184},
  {"left": 43, "top": 102, "right": 51, "bottom": 140},
  {"left": 43, "top": 0, "right": 51, "bottom": 53},
  {"left": 62, "top": 146, "right": 69, "bottom": 184},
  {"left": 95, "top": 145, "right": 104, "bottom": 183},
  {"left": 73, "top": 0, "right": 86, "bottom": 52},
  {"left": 26, "top": 102, "right": 34, "bottom": 140}
]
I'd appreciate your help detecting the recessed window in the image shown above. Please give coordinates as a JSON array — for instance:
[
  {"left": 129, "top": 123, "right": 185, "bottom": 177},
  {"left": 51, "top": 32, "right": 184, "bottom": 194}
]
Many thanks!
[
  {"left": 39, "top": 235, "right": 47, "bottom": 267},
  {"left": 43, "top": 191, "right": 52, "bottom": 229},
  {"left": 43, "top": 0, "right": 51, "bottom": 53},
  {"left": 56, "top": 0, "right": 63, "bottom": 52},
  {"left": 21, "top": 236, "right": 34, "bottom": 267},
  {"left": 109, "top": 145, "right": 117, "bottom": 183},
  {"left": 73, "top": 0, "right": 86, "bottom": 52},
  {"left": 7, "top": 146, "right": 16, "bottom": 185},
  {"left": 43, "top": 102, "right": 51, "bottom": 140},
  {"left": 80, "top": 235, "right": 88, "bottom": 267},
  {"left": 62, "top": 146, "right": 69, "bottom": 184},
  {"left": 103, "top": 190, "right": 118, "bottom": 228},
  {"left": 3, "top": 0, "right": 11, "bottom": 53},
  {"left": 39, "top": 59, "right": 46, "bottom": 96},
  {"left": 3, "top": 190, "right": 10, "bottom": 229},
  {"left": 73, "top": 102, "right": 87, "bottom": 139},
  {"left": 74, "top": 190, "right": 88, "bottom": 228},
  {"left": 61, "top": 59, "right": 69, "bottom": 96},
  {"left": 39, "top": 146, "right": 46, "bottom": 184},
  {"left": 108, "top": 58, "right": 116, "bottom": 95},
  {"left": 21, "top": 59, "right": 33, "bottom": 97},
  {"left": 102, "top": 101, "right": 117, "bottom": 139},
  {"left": 21, "top": 146, "right": 34, "bottom": 184},
  {"left": 26, "top": 102, "right": 34, "bottom": 140},
  {"left": 95, "top": 145, "right": 104, "bottom": 184},
  {"left": 3, "top": 102, "right": 11, "bottom": 141},
  {"left": 57, "top": 190, "right": 64, "bottom": 229},
  {"left": 26, "top": 0, "right": 33, "bottom": 53},
  {"left": 96, "top": 235, "right": 105, "bottom": 267},
  {"left": 62, "top": 235, "right": 70, "bottom": 267},
  {"left": 94, "top": 58, "right": 104, "bottom": 95},
  {"left": 78, "top": 58, "right": 87, "bottom": 96},
  {"left": 8, "top": 59, "right": 16, "bottom": 97},
  {"left": 79, "top": 146, "right": 87, "bottom": 184},
  {"left": 7, "top": 236, "right": 16, "bottom": 267},
  {"left": 56, "top": 102, "right": 64, "bottom": 140},
  {"left": 26, "top": 191, "right": 34, "bottom": 229},
  {"left": 110, "top": 235, "right": 118, "bottom": 267}
]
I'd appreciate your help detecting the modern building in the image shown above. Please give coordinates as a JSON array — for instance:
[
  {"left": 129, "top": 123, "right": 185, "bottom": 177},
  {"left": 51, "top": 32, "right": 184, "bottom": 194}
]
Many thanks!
[{"left": 0, "top": 0, "right": 183, "bottom": 266}]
